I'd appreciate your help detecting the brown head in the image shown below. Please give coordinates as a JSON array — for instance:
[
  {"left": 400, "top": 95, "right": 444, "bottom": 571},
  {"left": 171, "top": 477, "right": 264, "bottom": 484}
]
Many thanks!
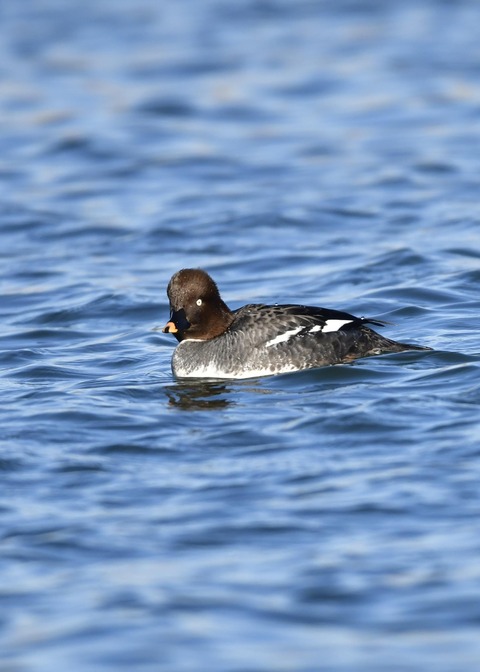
[{"left": 162, "top": 269, "right": 234, "bottom": 342}]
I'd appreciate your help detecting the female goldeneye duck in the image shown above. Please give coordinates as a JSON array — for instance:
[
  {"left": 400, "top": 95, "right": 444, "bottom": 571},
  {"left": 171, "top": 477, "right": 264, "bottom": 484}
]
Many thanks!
[{"left": 162, "top": 268, "right": 431, "bottom": 379}]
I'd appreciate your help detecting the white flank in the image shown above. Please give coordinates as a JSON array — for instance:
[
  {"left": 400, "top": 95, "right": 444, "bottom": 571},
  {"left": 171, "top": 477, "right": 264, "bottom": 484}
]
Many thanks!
[
  {"left": 265, "top": 326, "right": 303, "bottom": 348},
  {"left": 173, "top": 361, "right": 298, "bottom": 380},
  {"left": 321, "top": 319, "right": 353, "bottom": 333}
]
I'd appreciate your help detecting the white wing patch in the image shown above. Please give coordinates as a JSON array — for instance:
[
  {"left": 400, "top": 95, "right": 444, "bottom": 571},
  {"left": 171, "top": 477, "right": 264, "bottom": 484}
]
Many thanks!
[
  {"left": 265, "top": 326, "right": 303, "bottom": 348},
  {"left": 265, "top": 320, "right": 354, "bottom": 347},
  {"left": 320, "top": 319, "right": 353, "bottom": 333}
]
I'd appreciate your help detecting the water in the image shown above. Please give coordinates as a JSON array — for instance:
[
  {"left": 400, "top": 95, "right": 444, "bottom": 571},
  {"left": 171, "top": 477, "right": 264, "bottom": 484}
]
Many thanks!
[{"left": 1, "top": 1, "right": 480, "bottom": 670}]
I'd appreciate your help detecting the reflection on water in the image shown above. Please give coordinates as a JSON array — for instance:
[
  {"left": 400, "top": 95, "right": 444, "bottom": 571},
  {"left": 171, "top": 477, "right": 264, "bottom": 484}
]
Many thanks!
[
  {"left": 165, "top": 378, "right": 275, "bottom": 410},
  {"left": 165, "top": 381, "right": 234, "bottom": 410}
]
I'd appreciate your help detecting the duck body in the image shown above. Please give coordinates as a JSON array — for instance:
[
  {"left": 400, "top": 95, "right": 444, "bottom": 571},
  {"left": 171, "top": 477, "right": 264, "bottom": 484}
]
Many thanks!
[{"left": 163, "top": 269, "right": 430, "bottom": 380}]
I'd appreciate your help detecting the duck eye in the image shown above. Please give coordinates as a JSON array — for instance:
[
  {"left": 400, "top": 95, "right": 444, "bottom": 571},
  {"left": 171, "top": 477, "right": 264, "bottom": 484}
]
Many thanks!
[{"left": 196, "top": 298, "right": 202, "bottom": 306}]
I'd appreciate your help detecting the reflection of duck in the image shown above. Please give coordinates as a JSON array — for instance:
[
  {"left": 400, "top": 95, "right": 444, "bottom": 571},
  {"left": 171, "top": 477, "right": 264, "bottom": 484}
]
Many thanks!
[
  {"left": 165, "top": 381, "right": 232, "bottom": 411},
  {"left": 163, "top": 269, "right": 431, "bottom": 380},
  {"left": 165, "top": 377, "right": 272, "bottom": 411}
]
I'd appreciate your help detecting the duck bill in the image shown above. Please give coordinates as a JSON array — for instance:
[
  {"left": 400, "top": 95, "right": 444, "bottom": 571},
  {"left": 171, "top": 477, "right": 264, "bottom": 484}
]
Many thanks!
[
  {"left": 162, "top": 321, "right": 178, "bottom": 334},
  {"left": 162, "top": 308, "right": 190, "bottom": 334}
]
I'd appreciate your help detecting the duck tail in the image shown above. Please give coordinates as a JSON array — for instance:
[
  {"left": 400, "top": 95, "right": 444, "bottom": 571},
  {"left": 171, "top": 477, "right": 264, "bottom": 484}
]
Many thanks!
[{"left": 361, "top": 318, "right": 431, "bottom": 353}]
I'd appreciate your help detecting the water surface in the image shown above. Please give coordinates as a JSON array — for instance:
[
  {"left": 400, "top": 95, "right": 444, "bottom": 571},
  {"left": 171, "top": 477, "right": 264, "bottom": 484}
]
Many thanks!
[{"left": 1, "top": 1, "right": 480, "bottom": 670}]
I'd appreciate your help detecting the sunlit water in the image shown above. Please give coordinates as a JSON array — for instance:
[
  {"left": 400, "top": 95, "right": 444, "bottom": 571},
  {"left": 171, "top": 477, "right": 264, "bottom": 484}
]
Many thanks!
[{"left": 2, "top": 1, "right": 480, "bottom": 670}]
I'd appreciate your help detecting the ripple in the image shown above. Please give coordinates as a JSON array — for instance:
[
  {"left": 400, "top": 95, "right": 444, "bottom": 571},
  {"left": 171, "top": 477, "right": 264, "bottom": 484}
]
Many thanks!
[{"left": 134, "top": 96, "right": 197, "bottom": 118}]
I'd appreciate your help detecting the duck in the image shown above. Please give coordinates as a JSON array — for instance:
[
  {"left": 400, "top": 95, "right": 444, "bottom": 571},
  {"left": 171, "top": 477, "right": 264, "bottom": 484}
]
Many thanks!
[{"left": 162, "top": 268, "right": 430, "bottom": 379}]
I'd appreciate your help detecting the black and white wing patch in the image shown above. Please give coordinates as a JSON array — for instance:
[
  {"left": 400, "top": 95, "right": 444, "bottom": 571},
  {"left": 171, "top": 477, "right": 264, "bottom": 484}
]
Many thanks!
[{"left": 258, "top": 304, "right": 386, "bottom": 348}]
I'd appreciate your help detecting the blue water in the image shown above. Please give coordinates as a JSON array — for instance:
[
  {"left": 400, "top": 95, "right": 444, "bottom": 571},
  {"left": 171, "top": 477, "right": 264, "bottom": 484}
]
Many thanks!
[{"left": 2, "top": 1, "right": 480, "bottom": 670}]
